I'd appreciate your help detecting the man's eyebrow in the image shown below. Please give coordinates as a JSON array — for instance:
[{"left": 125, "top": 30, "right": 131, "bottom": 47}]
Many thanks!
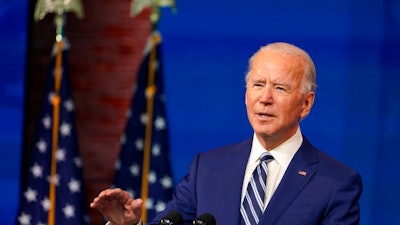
[
  {"left": 272, "top": 81, "right": 290, "bottom": 86},
  {"left": 251, "top": 77, "right": 265, "bottom": 82}
]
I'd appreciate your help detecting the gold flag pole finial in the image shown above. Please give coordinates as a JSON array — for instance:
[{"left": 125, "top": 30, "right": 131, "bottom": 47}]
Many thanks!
[
  {"left": 34, "top": 0, "right": 84, "bottom": 41},
  {"left": 131, "top": 0, "right": 176, "bottom": 26}
]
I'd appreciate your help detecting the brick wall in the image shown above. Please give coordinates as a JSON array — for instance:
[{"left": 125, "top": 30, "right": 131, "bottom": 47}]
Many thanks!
[{"left": 24, "top": 0, "right": 151, "bottom": 224}]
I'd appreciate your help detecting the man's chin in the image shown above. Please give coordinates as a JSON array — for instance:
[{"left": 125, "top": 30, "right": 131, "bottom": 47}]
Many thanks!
[{"left": 254, "top": 129, "right": 276, "bottom": 138}]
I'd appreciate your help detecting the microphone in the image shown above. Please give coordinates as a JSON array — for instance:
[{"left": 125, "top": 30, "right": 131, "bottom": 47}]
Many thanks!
[
  {"left": 160, "top": 211, "right": 184, "bottom": 225},
  {"left": 193, "top": 213, "right": 216, "bottom": 225}
]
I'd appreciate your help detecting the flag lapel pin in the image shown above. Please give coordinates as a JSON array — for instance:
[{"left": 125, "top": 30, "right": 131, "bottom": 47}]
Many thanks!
[{"left": 298, "top": 170, "right": 307, "bottom": 176}]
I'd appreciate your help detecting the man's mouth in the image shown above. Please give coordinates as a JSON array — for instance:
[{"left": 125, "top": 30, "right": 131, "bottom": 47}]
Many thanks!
[{"left": 257, "top": 112, "right": 274, "bottom": 118}]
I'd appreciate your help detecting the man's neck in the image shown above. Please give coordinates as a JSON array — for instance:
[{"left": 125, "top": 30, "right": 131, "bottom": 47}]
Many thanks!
[{"left": 255, "top": 126, "right": 300, "bottom": 150}]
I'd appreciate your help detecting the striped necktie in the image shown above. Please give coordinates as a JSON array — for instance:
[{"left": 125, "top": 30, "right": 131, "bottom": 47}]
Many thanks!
[{"left": 241, "top": 152, "right": 274, "bottom": 225}]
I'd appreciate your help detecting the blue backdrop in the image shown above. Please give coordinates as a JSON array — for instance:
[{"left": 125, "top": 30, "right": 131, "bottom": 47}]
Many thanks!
[
  {"left": 0, "top": 0, "right": 28, "bottom": 224},
  {"left": 1, "top": 0, "right": 399, "bottom": 224}
]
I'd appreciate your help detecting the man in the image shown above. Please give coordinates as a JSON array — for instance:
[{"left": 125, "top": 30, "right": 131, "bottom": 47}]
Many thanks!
[{"left": 91, "top": 42, "right": 362, "bottom": 225}]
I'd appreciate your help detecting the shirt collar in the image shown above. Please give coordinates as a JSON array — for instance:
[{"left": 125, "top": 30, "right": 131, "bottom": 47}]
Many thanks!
[{"left": 250, "top": 128, "right": 303, "bottom": 170}]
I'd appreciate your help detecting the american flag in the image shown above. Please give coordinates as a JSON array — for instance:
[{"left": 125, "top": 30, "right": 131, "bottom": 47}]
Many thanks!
[
  {"left": 113, "top": 31, "right": 174, "bottom": 223},
  {"left": 16, "top": 40, "right": 89, "bottom": 225}
]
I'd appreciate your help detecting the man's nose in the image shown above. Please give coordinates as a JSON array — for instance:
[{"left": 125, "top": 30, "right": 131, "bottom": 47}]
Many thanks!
[{"left": 259, "top": 87, "right": 273, "bottom": 104}]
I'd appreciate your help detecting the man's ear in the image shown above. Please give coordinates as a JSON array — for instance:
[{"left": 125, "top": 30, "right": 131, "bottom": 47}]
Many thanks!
[{"left": 300, "top": 91, "right": 315, "bottom": 119}]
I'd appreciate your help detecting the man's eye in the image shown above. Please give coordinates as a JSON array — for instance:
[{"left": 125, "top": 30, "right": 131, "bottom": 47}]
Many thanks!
[
  {"left": 275, "top": 86, "right": 287, "bottom": 91},
  {"left": 254, "top": 83, "right": 263, "bottom": 87}
]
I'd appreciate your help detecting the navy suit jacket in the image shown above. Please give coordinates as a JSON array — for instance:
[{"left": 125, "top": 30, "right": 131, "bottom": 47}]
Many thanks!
[{"left": 149, "top": 136, "right": 362, "bottom": 225}]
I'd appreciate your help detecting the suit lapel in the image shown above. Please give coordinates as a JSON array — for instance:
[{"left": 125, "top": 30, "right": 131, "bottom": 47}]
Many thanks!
[
  {"left": 220, "top": 139, "right": 252, "bottom": 225},
  {"left": 259, "top": 138, "right": 319, "bottom": 225}
]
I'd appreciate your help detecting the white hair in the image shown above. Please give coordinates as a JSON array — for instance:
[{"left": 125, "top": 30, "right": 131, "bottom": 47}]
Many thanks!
[{"left": 245, "top": 42, "right": 317, "bottom": 93}]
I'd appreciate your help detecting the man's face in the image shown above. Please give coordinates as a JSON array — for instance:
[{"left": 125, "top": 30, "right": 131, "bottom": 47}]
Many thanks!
[{"left": 245, "top": 50, "right": 314, "bottom": 148}]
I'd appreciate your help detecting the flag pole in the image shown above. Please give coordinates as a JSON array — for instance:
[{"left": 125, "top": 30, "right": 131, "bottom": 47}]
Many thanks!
[
  {"left": 130, "top": 0, "right": 176, "bottom": 223},
  {"left": 140, "top": 32, "right": 158, "bottom": 224},
  {"left": 33, "top": 1, "right": 84, "bottom": 224},
  {"left": 140, "top": 9, "right": 162, "bottom": 224},
  {"left": 47, "top": 12, "right": 64, "bottom": 225}
]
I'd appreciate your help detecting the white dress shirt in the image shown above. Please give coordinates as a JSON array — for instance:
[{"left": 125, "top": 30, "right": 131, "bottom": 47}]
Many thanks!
[{"left": 240, "top": 128, "right": 303, "bottom": 209}]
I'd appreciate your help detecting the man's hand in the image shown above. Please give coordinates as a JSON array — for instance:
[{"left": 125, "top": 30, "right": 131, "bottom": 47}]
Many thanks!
[{"left": 90, "top": 188, "right": 143, "bottom": 225}]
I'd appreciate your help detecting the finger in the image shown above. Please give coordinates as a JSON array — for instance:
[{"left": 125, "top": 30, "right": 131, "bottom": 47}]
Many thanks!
[
  {"left": 106, "top": 188, "right": 132, "bottom": 203},
  {"left": 131, "top": 198, "right": 143, "bottom": 208},
  {"left": 91, "top": 191, "right": 115, "bottom": 209},
  {"left": 91, "top": 197, "right": 107, "bottom": 207}
]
